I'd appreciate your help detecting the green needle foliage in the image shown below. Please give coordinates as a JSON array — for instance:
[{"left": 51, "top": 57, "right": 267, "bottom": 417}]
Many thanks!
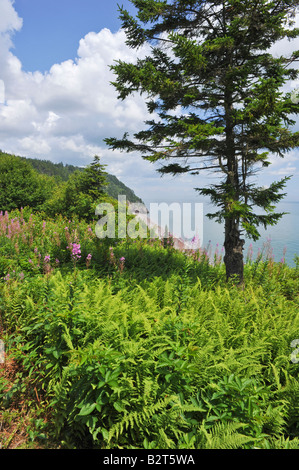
[
  {"left": 43, "top": 155, "right": 110, "bottom": 221},
  {"left": 105, "top": 0, "right": 299, "bottom": 283}
]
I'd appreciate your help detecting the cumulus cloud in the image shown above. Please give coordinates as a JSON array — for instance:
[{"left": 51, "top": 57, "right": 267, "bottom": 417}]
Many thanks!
[
  {"left": 0, "top": 4, "right": 152, "bottom": 176},
  {"left": 267, "top": 150, "right": 299, "bottom": 178},
  {"left": 0, "top": 0, "right": 22, "bottom": 34}
]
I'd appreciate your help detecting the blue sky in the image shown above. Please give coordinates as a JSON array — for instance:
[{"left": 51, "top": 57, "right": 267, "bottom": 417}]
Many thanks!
[
  {"left": 13, "top": 0, "right": 137, "bottom": 72},
  {"left": 0, "top": 0, "right": 298, "bottom": 213}
]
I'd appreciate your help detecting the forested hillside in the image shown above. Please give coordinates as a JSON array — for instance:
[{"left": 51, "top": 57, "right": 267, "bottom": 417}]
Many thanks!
[
  {"left": 23, "top": 155, "right": 143, "bottom": 203},
  {"left": 0, "top": 152, "right": 143, "bottom": 205}
]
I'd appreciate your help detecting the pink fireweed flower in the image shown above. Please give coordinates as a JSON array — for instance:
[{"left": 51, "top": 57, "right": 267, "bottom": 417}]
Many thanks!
[
  {"left": 119, "top": 256, "right": 125, "bottom": 274},
  {"left": 71, "top": 243, "right": 81, "bottom": 259},
  {"left": 43, "top": 256, "right": 51, "bottom": 274}
]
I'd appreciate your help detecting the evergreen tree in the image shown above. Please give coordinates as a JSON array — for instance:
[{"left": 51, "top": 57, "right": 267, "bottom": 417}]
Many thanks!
[
  {"left": 44, "top": 156, "right": 108, "bottom": 221},
  {"left": 77, "top": 155, "right": 108, "bottom": 199},
  {"left": 105, "top": 0, "right": 299, "bottom": 282}
]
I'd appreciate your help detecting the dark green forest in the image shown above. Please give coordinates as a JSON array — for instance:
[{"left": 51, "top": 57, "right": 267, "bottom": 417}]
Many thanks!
[
  {"left": 24, "top": 154, "right": 143, "bottom": 204},
  {"left": 0, "top": 151, "right": 143, "bottom": 215}
]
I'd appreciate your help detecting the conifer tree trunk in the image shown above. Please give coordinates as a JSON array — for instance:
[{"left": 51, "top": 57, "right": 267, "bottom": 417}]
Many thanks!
[
  {"left": 223, "top": 86, "right": 245, "bottom": 282},
  {"left": 224, "top": 216, "right": 245, "bottom": 283}
]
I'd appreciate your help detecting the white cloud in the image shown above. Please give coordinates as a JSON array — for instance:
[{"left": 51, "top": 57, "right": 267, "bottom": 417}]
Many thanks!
[
  {"left": 33, "top": 111, "right": 61, "bottom": 133},
  {"left": 267, "top": 149, "right": 299, "bottom": 176},
  {"left": 0, "top": 98, "right": 38, "bottom": 134},
  {"left": 0, "top": 79, "right": 4, "bottom": 103},
  {"left": 271, "top": 166, "right": 297, "bottom": 176},
  {"left": 0, "top": 5, "right": 152, "bottom": 186},
  {"left": 269, "top": 12, "right": 299, "bottom": 58},
  {"left": 18, "top": 135, "right": 51, "bottom": 155},
  {"left": 0, "top": 0, "right": 22, "bottom": 34},
  {"left": 58, "top": 134, "right": 103, "bottom": 157}
]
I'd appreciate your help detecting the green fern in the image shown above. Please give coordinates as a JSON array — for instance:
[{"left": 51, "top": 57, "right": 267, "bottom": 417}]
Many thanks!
[
  {"left": 107, "top": 394, "right": 185, "bottom": 445},
  {"left": 1, "top": 239, "right": 299, "bottom": 449},
  {"left": 260, "top": 436, "right": 299, "bottom": 449},
  {"left": 200, "top": 421, "right": 254, "bottom": 449}
]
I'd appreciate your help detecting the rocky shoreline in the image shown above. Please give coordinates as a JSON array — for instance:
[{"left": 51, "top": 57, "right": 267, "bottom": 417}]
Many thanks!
[{"left": 128, "top": 202, "right": 197, "bottom": 252}]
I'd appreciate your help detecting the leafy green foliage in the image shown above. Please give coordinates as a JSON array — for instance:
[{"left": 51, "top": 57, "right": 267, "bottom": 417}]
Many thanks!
[
  {"left": 0, "top": 153, "right": 54, "bottom": 212},
  {"left": 0, "top": 151, "right": 144, "bottom": 223},
  {"left": 0, "top": 209, "right": 298, "bottom": 449}
]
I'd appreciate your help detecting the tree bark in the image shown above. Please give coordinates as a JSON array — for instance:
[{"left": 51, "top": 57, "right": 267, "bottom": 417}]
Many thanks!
[
  {"left": 223, "top": 78, "right": 245, "bottom": 283},
  {"left": 224, "top": 216, "right": 245, "bottom": 283}
]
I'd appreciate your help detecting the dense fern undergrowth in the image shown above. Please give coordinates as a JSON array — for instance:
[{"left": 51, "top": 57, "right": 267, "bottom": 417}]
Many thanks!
[{"left": 0, "top": 208, "right": 298, "bottom": 449}]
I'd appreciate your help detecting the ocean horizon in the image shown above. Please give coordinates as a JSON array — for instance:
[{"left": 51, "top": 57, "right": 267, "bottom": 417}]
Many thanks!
[
  {"left": 145, "top": 200, "right": 298, "bottom": 267},
  {"left": 200, "top": 201, "right": 299, "bottom": 267}
]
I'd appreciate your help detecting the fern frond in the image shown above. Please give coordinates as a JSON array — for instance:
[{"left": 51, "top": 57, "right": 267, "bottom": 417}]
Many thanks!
[
  {"left": 202, "top": 421, "right": 254, "bottom": 449},
  {"left": 107, "top": 395, "right": 179, "bottom": 443},
  {"left": 261, "top": 436, "right": 299, "bottom": 449}
]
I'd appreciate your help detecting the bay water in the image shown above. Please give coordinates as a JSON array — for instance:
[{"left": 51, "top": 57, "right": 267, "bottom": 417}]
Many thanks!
[
  {"left": 158, "top": 200, "right": 298, "bottom": 267},
  {"left": 201, "top": 201, "right": 299, "bottom": 267}
]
